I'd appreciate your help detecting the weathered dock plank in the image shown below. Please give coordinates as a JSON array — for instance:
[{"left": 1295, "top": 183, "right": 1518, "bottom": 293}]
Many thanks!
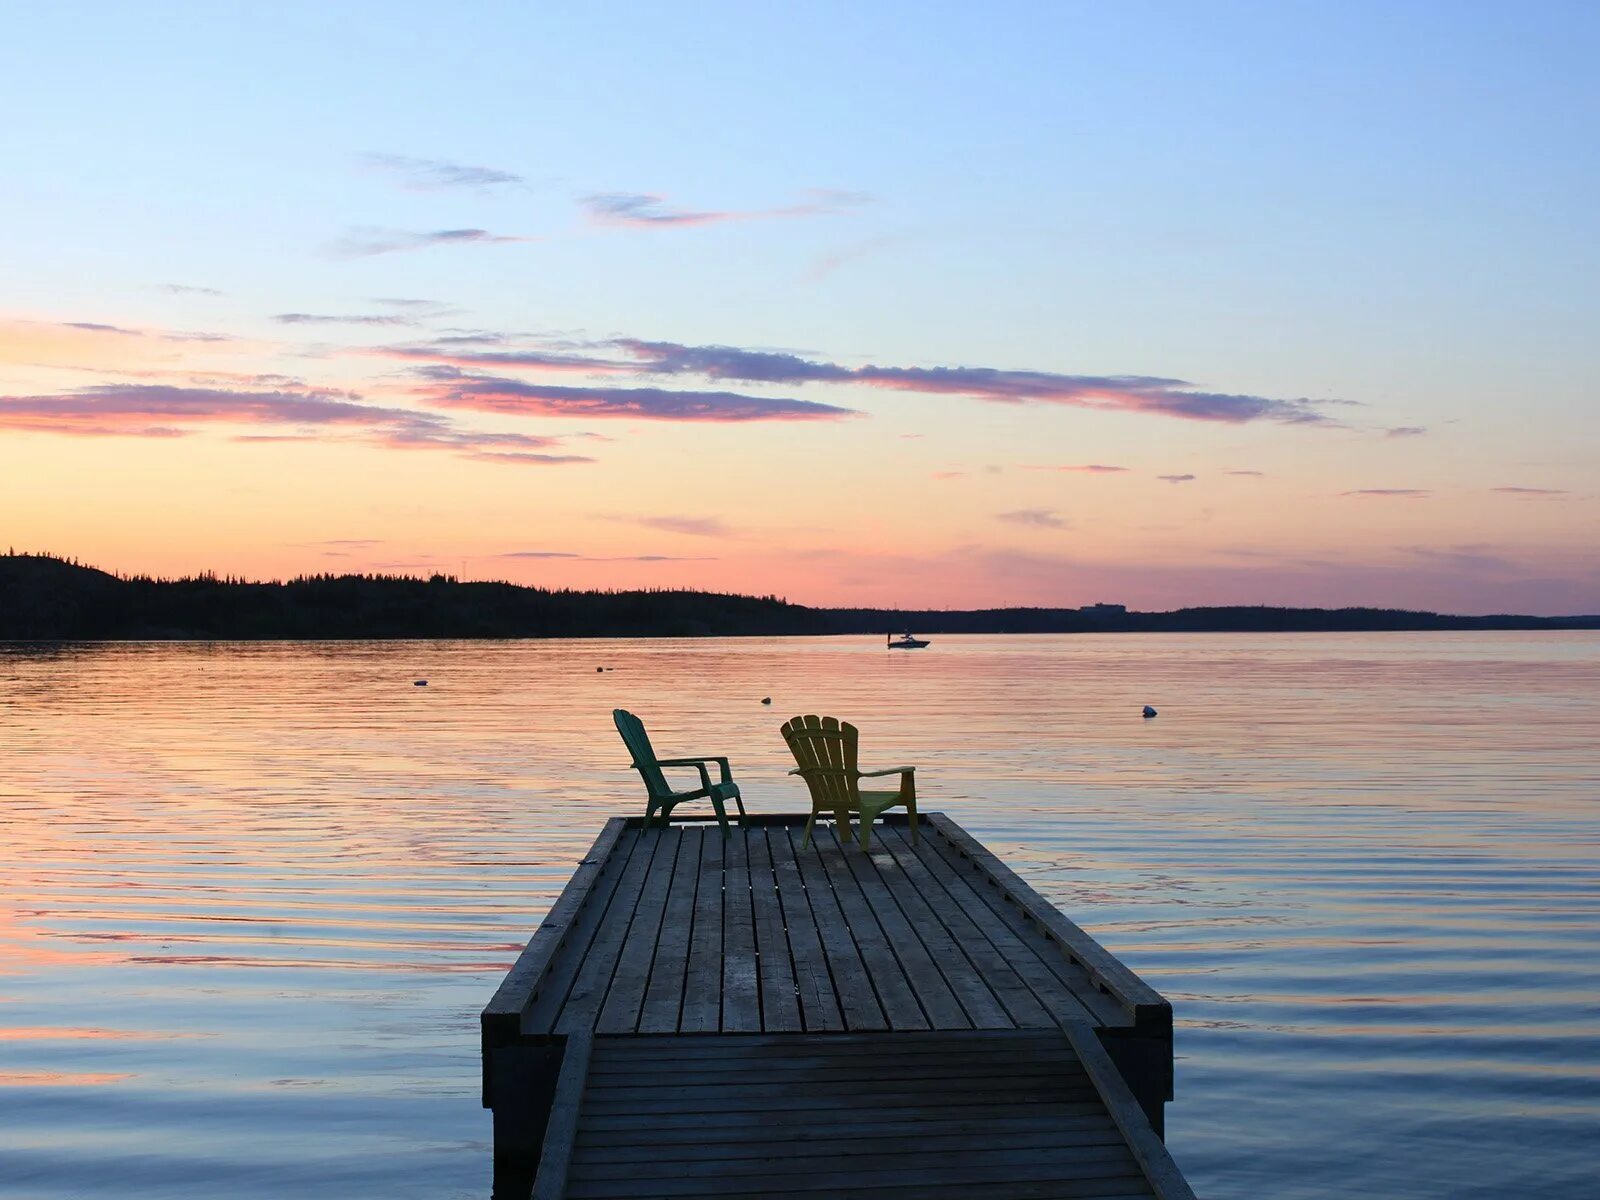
[
  {"left": 747, "top": 825, "right": 803, "bottom": 1032},
  {"left": 636, "top": 825, "right": 700, "bottom": 1033},
  {"left": 485, "top": 813, "right": 1191, "bottom": 1200},
  {"left": 679, "top": 825, "right": 725, "bottom": 1033}
]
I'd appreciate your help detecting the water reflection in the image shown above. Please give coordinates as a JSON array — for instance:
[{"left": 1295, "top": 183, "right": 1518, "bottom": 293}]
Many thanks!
[{"left": 1, "top": 634, "right": 1598, "bottom": 1198}]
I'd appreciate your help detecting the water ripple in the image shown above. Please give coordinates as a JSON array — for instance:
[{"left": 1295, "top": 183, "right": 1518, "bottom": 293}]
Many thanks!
[{"left": 2, "top": 633, "right": 1598, "bottom": 1198}]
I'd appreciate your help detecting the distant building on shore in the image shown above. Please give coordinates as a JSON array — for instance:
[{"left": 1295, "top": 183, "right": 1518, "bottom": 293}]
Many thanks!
[{"left": 1080, "top": 602, "right": 1127, "bottom": 618}]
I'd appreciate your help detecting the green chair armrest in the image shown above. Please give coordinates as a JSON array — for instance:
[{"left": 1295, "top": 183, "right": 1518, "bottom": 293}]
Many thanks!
[
  {"left": 857, "top": 766, "right": 916, "bottom": 778},
  {"left": 656, "top": 755, "right": 733, "bottom": 783},
  {"left": 655, "top": 759, "right": 713, "bottom": 790}
]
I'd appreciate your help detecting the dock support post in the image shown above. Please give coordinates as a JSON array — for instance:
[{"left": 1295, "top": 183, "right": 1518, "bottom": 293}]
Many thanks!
[
  {"left": 487, "top": 1041, "right": 563, "bottom": 1167},
  {"left": 1098, "top": 1027, "right": 1174, "bottom": 1138}
]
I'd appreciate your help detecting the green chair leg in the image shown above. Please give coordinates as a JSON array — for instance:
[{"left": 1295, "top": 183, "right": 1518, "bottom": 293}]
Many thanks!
[
  {"left": 801, "top": 810, "right": 818, "bottom": 848},
  {"left": 858, "top": 813, "right": 872, "bottom": 852},
  {"left": 709, "top": 794, "right": 731, "bottom": 838},
  {"left": 907, "top": 803, "right": 919, "bottom": 844}
]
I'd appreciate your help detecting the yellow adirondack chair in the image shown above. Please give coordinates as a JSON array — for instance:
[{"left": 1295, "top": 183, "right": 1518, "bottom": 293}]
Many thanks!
[{"left": 779, "top": 715, "right": 918, "bottom": 851}]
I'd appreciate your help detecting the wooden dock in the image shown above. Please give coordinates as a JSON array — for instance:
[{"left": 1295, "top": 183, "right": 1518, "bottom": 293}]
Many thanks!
[{"left": 484, "top": 814, "right": 1192, "bottom": 1200}]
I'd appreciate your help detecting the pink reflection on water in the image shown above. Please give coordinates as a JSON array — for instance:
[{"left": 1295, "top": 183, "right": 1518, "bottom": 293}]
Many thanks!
[{"left": 0, "top": 1071, "right": 135, "bottom": 1087}]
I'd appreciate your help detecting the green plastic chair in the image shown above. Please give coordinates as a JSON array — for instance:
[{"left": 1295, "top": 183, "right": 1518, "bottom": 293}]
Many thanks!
[
  {"left": 780, "top": 714, "right": 918, "bottom": 851},
  {"left": 613, "top": 709, "right": 746, "bottom": 837}
]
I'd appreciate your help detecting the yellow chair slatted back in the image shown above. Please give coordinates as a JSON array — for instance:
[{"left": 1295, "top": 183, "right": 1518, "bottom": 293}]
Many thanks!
[{"left": 781, "top": 714, "right": 861, "bottom": 811}]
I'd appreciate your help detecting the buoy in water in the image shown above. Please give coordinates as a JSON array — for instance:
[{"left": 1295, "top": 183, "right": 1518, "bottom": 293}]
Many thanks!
[
  {"left": 415, "top": 680, "right": 428, "bottom": 687},
  {"left": 761, "top": 697, "right": 772, "bottom": 705},
  {"left": 1142, "top": 705, "right": 1157, "bottom": 718}
]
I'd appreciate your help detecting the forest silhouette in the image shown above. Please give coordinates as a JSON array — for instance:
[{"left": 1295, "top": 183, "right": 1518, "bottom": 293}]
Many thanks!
[{"left": 3, "top": 552, "right": 1595, "bottom": 640}]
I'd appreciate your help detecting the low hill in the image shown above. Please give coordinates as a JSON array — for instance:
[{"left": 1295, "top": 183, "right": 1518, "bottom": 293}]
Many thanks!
[{"left": 1, "top": 553, "right": 1596, "bottom": 639}]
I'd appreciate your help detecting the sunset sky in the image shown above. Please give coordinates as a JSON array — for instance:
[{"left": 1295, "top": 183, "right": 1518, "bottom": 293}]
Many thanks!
[{"left": 3, "top": 3, "right": 1596, "bottom": 613}]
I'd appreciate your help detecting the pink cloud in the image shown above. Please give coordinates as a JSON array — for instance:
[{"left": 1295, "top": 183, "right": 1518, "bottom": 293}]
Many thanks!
[
  {"left": 997, "top": 509, "right": 1070, "bottom": 529},
  {"left": 0, "top": 383, "right": 593, "bottom": 466},
  {"left": 581, "top": 189, "right": 869, "bottom": 229},
  {"left": 409, "top": 369, "right": 858, "bottom": 422},
  {"left": 384, "top": 336, "right": 1340, "bottom": 427}
]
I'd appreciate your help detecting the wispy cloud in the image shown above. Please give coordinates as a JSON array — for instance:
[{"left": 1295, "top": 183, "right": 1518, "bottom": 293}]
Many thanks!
[
  {"left": 274, "top": 312, "right": 417, "bottom": 327},
  {"left": 1226, "top": 469, "right": 1266, "bottom": 477},
  {"left": 612, "top": 515, "right": 732, "bottom": 538},
  {"left": 1342, "top": 488, "right": 1430, "bottom": 498},
  {"left": 163, "top": 331, "right": 236, "bottom": 343},
  {"left": 1157, "top": 474, "right": 1197, "bottom": 484},
  {"left": 327, "top": 227, "right": 531, "bottom": 258},
  {"left": 1492, "top": 486, "right": 1567, "bottom": 496},
  {"left": 582, "top": 192, "right": 730, "bottom": 227},
  {"left": 376, "top": 423, "right": 592, "bottom": 464},
  {"left": 428, "top": 331, "right": 508, "bottom": 346},
  {"left": 496, "top": 549, "right": 716, "bottom": 562},
  {"left": 58, "top": 321, "right": 142, "bottom": 336},
  {"left": 805, "top": 235, "right": 894, "bottom": 282},
  {"left": 410, "top": 367, "right": 859, "bottom": 422},
  {"left": 372, "top": 297, "right": 455, "bottom": 313},
  {"left": 376, "top": 335, "right": 1345, "bottom": 427},
  {"left": 362, "top": 153, "right": 522, "bottom": 189},
  {"left": 377, "top": 344, "right": 629, "bottom": 372},
  {"left": 1386, "top": 426, "right": 1428, "bottom": 437},
  {"left": 613, "top": 340, "right": 1335, "bottom": 425},
  {"left": 997, "top": 509, "right": 1070, "bottom": 529},
  {"left": 155, "top": 283, "right": 224, "bottom": 296},
  {"left": 28, "top": 318, "right": 235, "bottom": 345},
  {"left": 931, "top": 470, "right": 965, "bottom": 480},
  {"left": 581, "top": 188, "right": 869, "bottom": 229},
  {"left": 0, "top": 383, "right": 593, "bottom": 466},
  {"left": 1027, "top": 463, "right": 1128, "bottom": 473}
]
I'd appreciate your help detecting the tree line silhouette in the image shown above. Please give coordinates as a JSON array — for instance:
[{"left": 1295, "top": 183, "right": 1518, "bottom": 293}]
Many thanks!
[{"left": 2, "top": 552, "right": 1595, "bottom": 640}]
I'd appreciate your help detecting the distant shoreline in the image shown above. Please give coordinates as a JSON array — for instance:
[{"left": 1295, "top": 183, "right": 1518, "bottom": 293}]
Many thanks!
[{"left": 4, "top": 553, "right": 1597, "bottom": 640}]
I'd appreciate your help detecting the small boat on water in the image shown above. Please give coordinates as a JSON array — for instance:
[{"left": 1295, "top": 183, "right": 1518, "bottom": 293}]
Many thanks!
[{"left": 887, "top": 632, "right": 930, "bottom": 650}]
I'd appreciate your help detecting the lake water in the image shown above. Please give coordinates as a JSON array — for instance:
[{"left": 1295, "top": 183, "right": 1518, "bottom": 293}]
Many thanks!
[{"left": 1, "top": 634, "right": 1597, "bottom": 1199}]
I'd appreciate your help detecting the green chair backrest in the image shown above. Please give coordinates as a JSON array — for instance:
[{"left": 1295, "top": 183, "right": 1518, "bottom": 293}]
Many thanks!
[
  {"left": 614, "top": 709, "right": 671, "bottom": 799},
  {"left": 780, "top": 715, "right": 860, "bottom": 809}
]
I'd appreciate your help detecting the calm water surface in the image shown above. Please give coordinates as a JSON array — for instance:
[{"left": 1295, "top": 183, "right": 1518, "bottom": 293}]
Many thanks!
[{"left": 1, "top": 634, "right": 1597, "bottom": 1198}]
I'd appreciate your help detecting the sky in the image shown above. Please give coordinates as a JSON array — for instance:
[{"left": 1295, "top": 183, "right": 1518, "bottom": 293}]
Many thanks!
[{"left": 2, "top": 2, "right": 1597, "bottom": 613}]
